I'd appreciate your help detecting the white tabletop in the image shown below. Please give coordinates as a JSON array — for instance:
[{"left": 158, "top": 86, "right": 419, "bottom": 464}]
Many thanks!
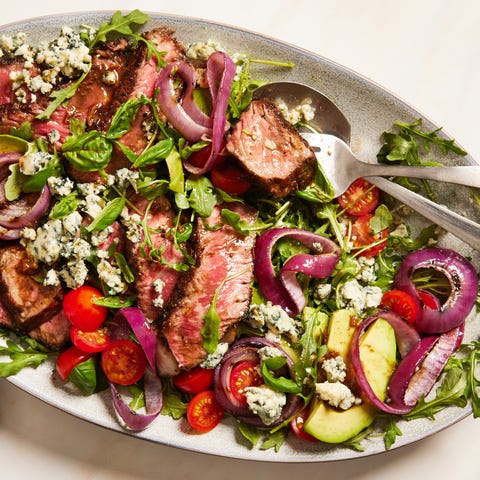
[{"left": 1, "top": 0, "right": 479, "bottom": 478}]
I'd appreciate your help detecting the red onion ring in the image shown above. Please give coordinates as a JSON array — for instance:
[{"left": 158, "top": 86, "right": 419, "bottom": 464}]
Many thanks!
[
  {"left": 107, "top": 308, "right": 162, "bottom": 430},
  {"left": 0, "top": 184, "right": 51, "bottom": 230},
  {"left": 214, "top": 336, "right": 300, "bottom": 427},
  {"left": 394, "top": 248, "right": 478, "bottom": 334},
  {"left": 254, "top": 228, "right": 340, "bottom": 315}
]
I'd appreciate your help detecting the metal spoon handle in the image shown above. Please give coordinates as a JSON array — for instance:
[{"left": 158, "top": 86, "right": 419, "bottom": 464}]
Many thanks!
[
  {"left": 368, "top": 176, "right": 480, "bottom": 251},
  {"left": 360, "top": 164, "right": 480, "bottom": 188}
]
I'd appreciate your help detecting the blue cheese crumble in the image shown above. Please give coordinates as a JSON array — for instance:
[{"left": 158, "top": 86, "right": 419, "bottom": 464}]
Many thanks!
[
  {"left": 315, "top": 381, "right": 361, "bottom": 410},
  {"left": 244, "top": 385, "right": 286, "bottom": 426},
  {"left": 322, "top": 355, "right": 347, "bottom": 383},
  {"left": 338, "top": 279, "right": 382, "bottom": 315},
  {"left": 249, "top": 302, "right": 302, "bottom": 341},
  {"left": 200, "top": 342, "right": 229, "bottom": 369}
]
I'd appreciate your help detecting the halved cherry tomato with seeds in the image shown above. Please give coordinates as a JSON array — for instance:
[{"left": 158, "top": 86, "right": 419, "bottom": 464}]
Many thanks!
[
  {"left": 350, "top": 214, "right": 388, "bottom": 257},
  {"left": 187, "top": 390, "right": 224, "bottom": 433},
  {"left": 380, "top": 289, "right": 419, "bottom": 324},
  {"left": 63, "top": 285, "right": 107, "bottom": 332},
  {"left": 290, "top": 407, "right": 319, "bottom": 442},
  {"left": 70, "top": 326, "right": 110, "bottom": 353},
  {"left": 338, "top": 178, "right": 379, "bottom": 216},
  {"left": 173, "top": 366, "right": 215, "bottom": 394},
  {"left": 56, "top": 345, "right": 92, "bottom": 381},
  {"left": 229, "top": 360, "right": 263, "bottom": 407},
  {"left": 101, "top": 339, "right": 147, "bottom": 386}
]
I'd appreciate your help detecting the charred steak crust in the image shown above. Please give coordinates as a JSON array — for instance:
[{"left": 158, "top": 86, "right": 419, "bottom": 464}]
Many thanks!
[
  {"left": 160, "top": 203, "right": 257, "bottom": 371},
  {"left": 0, "top": 245, "right": 64, "bottom": 332},
  {"left": 226, "top": 98, "right": 317, "bottom": 198}
]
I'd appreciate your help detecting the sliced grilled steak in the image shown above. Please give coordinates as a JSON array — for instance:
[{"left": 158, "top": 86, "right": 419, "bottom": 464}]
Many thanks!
[
  {"left": 66, "top": 38, "right": 130, "bottom": 130},
  {"left": 28, "top": 309, "right": 69, "bottom": 350},
  {"left": 226, "top": 98, "right": 317, "bottom": 197},
  {"left": 125, "top": 194, "right": 184, "bottom": 323},
  {"left": 0, "top": 300, "right": 14, "bottom": 329},
  {"left": 95, "top": 28, "right": 185, "bottom": 154},
  {"left": 0, "top": 245, "right": 63, "bottom": 331},
  {"left": 160, "top": 202, "right": 257, "bottom": 371}
]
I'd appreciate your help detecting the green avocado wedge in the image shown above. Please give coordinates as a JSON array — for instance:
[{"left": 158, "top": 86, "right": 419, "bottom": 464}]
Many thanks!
[
  {"left": 304, "top": 309, "right": 397, "bottom": 444},
  {"left": 0, "top": 134, "right": 29, "bottom": 154}
]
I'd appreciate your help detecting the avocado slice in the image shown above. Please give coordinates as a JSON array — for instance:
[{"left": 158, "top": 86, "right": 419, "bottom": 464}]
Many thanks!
[{"left": 304, "top": 309, "right": 397, "bottom": 443}]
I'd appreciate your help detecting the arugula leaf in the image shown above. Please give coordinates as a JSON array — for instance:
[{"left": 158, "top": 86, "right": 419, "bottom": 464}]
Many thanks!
[
  {"left": 89, "top": 10, "right": 151, "bottom": 48},
  {"left": 261, "top": 357, "right": 302, "bottom": 394},
  {"left": 93, "top": 295, "right": 137, "bottom": 309},
  {"left": 185, "top": 175, "right": 217, "bottom": 217},
  {"left": 394, "top": 119, "right": 467, "bottom": 156},
  {"left": 165, "top": 148, "right": 184, "bottom": 194},
  {"left": 201, "top": 289, "right": 221, "bottom": 354},
  {"left": 237, "top": 422, "right": 262, "bottom": 448},
  {"left": 106, "top": 96, "right": 152, "bottom": 139},
  {"left": 114, "top": 252, "right": 135, "bottom": 283},
  {"left": 259, "top": 428, "right": 288, "bottom": 452},
  {"left": 383, "top": 417, "right": 403, "bottom": 449},
  {"left": 0, "top": 330, "right": 51, "bottom": 377},
  {"left": 131, "top": 34, "right": 167, "bottom": 69},
  {"left": 369, "top": 204, "right": 393, "bottom": 234},
  {"left": 220, "top": 208, "right": 270, "bottom": 235},
  {"left": 160, "top": 380, "right": 189, "bottom": 419},
  {"left": 403, "top": 365, "right": 468, "bottom": 421},
  {"left": 37, "top": 69, "right": 91, "bottom": 121}
]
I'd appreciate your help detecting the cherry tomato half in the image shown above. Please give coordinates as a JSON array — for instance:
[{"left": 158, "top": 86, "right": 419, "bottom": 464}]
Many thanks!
[
  {"left": 63, "top": 285, "right": 107, "bottom": 332},
  {"left": 70, "top": 326, "right": 110, "bottom": 353},
  {"left": 187, "top": 141, "right": 226, "bottom": 169},
  {"left": 187, "top": 390, "right": 224, "bottom": 433},
  {"left": 418, "top": 290, "right": 441, "bottom": 310},
  {"left": 351, "top": 214, "right": 388, "bottom": 257},
  {"left": 101, "top": 339, "right": 147, "bottom": 386},
  {"left": 173, "top": 366, "right": 215, "bottom": 394},
  {"left": 290, "top": 407, "right": 319, "bottom": 442},
  {"left": 380, "top": 289, "right": 419, "bottom": 324},
  {"left": 338, "top": 178, "right": 380, "bottom": 216},
  {"left": 229, "top": 360, "right": 263, "bottom": 407},
  {"left": 56, "top": 345, "right": 92, "bottom": 381},
  {"left": 210, "top": 164, "right": 251, "bottom": 195}
]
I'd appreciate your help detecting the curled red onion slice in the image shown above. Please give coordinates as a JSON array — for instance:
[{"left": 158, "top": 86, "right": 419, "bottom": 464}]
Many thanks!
[
  {"left": 0, "top": 184, "right": 51, "bottom": 230},
  {"left": 394, "top": 247, "right": 478, "bottom": 334},
  {"left": 108, "top": 308, "right": 162, "bottom": 430},
  {"left": 156, "top": 52, "right": 236, "bottom": 175},
  {"left": 390, "top": 327, "right": 463, "bottom": 410},
  {"left": 254, "top": 228, "right": 340, "bottom": 315},
  {"left": 214, "top": 336, "right": 300, "bottom": 427},
  {"left": 109, "top": 366, "right": 163, "bottom": 431},
  {"left": 156, "top": 61, "right": 212, "bottom": 142}
]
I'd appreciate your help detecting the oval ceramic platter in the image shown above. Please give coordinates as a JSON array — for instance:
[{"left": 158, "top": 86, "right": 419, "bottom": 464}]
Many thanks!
[{"left": 1, "top": 11, "right": 479, "bottom": 463}]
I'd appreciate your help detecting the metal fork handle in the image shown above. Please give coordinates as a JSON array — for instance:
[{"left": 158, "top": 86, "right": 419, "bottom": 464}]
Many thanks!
[
  {"left": 360, "top": 163, "right": 480, "bottom": 188},
  {"left": 368, "top": 177, "right": 480, "bottom": 251}
]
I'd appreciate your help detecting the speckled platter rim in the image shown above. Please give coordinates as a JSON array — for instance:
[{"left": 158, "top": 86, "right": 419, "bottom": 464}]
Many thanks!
[{"left": 1, "top": 10, "right": 479, "bottom": 463}]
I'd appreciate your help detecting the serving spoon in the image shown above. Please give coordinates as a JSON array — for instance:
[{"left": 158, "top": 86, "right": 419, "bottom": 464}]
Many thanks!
[{"left": 253, "top": 82, "right": 480, "bottom": 250}]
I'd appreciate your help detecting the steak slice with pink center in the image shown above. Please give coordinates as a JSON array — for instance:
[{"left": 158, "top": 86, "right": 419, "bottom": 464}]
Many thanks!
[{"left": 160, "top": 202, "right": 257, "bottom": 371}]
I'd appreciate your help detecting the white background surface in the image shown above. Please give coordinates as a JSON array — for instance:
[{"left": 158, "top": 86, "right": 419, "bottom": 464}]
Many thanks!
[{"left": 0, "top": 0, "right": 479, "bottom": 478}]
